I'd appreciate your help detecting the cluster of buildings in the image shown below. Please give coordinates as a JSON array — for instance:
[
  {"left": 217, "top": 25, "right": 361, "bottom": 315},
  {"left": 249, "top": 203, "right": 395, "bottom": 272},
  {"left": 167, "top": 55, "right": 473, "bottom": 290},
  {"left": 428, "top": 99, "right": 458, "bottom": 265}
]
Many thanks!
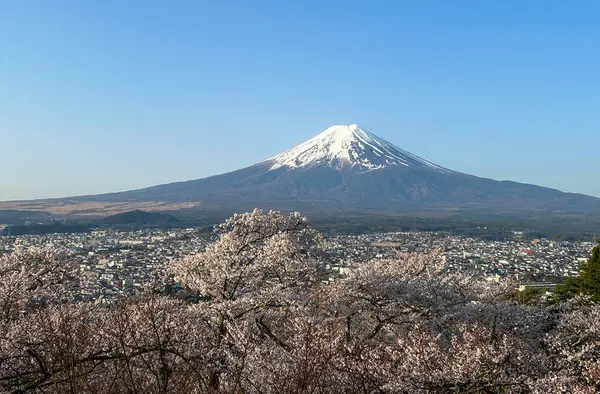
[
  {"left": 0, "top": 228, "right": 594, "bottom": 303},
  {"left": 0, "top": 229, "right": 210, "bottom": 303},
  {"left": 321, "top": 231, "right": 593, "bottom": 282}
]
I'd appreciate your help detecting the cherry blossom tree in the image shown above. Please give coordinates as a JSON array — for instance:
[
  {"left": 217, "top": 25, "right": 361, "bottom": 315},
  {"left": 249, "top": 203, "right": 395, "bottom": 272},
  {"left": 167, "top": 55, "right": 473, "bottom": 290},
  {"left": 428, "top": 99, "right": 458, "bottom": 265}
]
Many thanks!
[
  {"left": 533, "top": 298, "right": 600, "bottom": 393},
  {"left": 169, "top": 209, "right": 324, "bottom": 390},
  {"left": 0, "top": 247, "right": 97, "bottom": 393},
  {"left": 318, "top": 251, "right": 553, "bottom": 393},
  {"left": 0, "top": 247, "right": 80, "bottom": 322}
]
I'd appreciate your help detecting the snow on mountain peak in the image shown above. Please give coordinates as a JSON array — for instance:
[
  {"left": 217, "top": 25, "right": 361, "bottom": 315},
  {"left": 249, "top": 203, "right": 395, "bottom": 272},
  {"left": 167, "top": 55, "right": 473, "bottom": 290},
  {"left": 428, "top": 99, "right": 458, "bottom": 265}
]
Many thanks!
[{"left": 268, "top": 124, "right": 450, "bottom": 173}]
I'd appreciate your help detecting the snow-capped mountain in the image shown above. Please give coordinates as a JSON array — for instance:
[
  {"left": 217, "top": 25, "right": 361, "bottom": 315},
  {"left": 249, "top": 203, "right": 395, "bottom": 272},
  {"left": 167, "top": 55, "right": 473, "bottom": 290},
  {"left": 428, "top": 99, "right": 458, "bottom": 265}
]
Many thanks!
[
  {"left": 42, "top": 124, "right": 600, "bottom": 215},
  {"left": 268, "top": 124, "right": 450, "bottom": 173}
]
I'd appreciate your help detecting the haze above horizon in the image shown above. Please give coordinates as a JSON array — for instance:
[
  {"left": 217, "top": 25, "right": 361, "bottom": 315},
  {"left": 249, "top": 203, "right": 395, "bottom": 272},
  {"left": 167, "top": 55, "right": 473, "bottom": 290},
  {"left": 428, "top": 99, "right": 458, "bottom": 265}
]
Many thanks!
[{"left": 2, "top": 0, "right": 600, "bottom": 201}]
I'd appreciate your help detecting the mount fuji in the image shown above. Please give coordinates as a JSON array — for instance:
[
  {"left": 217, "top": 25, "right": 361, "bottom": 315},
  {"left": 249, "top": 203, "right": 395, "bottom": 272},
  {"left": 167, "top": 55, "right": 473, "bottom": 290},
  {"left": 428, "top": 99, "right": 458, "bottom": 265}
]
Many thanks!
[{"left": 11, "top": 124, "right": 600, "bottom": 216}]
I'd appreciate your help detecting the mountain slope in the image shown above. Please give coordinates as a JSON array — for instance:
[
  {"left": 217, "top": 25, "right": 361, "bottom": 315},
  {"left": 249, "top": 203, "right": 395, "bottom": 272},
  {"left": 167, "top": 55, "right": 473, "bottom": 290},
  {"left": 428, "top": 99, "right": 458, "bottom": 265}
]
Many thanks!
[
  {"left": 63, "top": 124, "right": 600, "bottom": 215},
  {"left": 4, "top": 124, "right": 600, "bottom": 216}
]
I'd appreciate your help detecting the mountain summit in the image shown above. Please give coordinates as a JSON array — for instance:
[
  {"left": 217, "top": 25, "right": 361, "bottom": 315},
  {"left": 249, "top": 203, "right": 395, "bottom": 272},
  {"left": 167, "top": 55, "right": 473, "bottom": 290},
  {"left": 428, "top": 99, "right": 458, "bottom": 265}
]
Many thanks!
[{"left": 268, "top": 124, "right": 450, "bottom": 173}]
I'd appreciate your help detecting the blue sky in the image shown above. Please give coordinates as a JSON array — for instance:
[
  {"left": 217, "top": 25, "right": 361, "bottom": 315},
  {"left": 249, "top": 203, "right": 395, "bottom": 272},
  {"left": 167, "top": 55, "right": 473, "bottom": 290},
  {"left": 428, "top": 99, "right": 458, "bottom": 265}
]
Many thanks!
[{"left": 1, "top": 0, "right": 599, "bottom": 200}]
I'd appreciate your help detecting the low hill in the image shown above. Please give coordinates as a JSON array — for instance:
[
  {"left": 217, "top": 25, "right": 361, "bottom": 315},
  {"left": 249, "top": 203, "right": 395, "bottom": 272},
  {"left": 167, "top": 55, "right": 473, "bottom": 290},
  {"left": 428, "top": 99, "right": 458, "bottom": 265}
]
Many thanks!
[{"left": 101, "top": 210, "right": 180, "bottom": 227}]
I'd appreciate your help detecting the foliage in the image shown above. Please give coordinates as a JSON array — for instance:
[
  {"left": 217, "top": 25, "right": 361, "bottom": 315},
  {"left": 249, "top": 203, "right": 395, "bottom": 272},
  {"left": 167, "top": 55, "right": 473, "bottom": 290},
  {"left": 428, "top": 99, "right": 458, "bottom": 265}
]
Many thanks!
[
  {"left": 0, "top": 210, "right": 599, "bottom": 393},
  {"left": 557, "top": 241, "right": 600, "bottom": 301}
]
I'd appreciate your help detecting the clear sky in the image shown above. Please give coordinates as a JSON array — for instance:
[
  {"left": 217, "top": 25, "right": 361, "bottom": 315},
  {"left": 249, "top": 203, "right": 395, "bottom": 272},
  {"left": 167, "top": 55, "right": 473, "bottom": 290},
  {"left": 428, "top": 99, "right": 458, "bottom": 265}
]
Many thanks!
[{"left": 1, "top": 0, "right": 599, "bottom": 200}]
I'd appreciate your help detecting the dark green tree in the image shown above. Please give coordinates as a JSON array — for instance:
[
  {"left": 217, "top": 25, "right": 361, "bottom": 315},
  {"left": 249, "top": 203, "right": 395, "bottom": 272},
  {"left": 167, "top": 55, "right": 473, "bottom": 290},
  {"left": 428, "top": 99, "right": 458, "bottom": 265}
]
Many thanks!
[{"left": 556, "top": 241, "right": 600, "bottom": 301}]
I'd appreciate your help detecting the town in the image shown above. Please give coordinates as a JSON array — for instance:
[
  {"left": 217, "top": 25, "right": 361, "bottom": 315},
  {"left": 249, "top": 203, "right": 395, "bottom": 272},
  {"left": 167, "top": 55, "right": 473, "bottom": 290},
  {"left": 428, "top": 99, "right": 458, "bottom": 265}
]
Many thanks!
[{"left": 0, "top": 228, "right": 593, "bottom": 304}]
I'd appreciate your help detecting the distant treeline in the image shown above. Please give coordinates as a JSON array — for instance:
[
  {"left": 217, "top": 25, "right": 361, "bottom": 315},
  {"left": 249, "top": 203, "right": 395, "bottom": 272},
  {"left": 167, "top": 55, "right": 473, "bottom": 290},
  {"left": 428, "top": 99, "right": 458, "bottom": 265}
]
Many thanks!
[
  {"left": 161, "top": 209, "right": 600, "bottom": 241},
  {"left": 1, "top": 223, "right": 92, "bottom": 236},
  {"left": 306, "top": 214, "right": 600, "bottom": 242},
  {"left": 0, "top": 210, "right": 52, "bottom": 226},
  {"left": 2, "top": 208, "right": 600, "bottom": 241}
]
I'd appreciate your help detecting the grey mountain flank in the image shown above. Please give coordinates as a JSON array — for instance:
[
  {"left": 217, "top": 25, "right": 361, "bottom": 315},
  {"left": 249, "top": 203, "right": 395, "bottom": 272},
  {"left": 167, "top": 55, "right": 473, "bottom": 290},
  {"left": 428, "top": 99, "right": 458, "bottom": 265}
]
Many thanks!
[
  {"left": 1, "top": 124, "right": 598, "bottom": 217},
  {"left": 46, "top": 124, "right": 599, "bottom": 215}
]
